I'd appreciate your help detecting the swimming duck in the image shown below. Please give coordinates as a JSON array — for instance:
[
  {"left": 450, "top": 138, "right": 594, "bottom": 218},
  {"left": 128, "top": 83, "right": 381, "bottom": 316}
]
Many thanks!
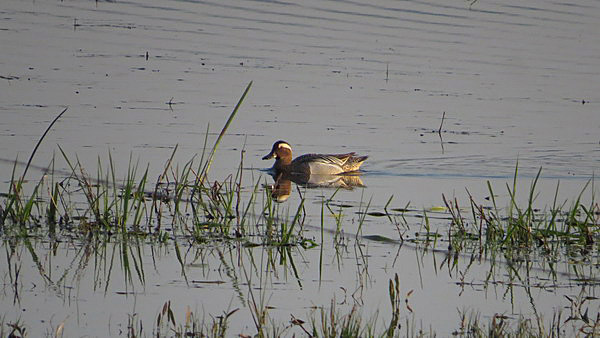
[{"left": 262, "top": 140, "right": 368, "bottom": 175}]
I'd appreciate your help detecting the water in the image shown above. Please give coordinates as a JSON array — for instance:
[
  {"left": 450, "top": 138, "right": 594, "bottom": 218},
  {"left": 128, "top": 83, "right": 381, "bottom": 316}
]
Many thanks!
[{"left": 1, "top": 0, "right": 599, "bottom": 335}]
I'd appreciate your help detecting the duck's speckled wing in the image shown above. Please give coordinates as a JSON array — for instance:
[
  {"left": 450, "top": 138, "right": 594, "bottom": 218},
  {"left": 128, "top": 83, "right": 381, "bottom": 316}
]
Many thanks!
[
  {"left": 293, "top": 153, "right": 353, "bottom": 166},
  {"left": 292, "top": 153, "right": 365, "bottom": 175}
]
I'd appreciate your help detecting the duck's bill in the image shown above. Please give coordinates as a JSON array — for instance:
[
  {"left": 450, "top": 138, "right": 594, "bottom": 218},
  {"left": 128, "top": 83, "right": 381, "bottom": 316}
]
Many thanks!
[{"left": 262, "top": 152, "right": 275, "bottom": 160}]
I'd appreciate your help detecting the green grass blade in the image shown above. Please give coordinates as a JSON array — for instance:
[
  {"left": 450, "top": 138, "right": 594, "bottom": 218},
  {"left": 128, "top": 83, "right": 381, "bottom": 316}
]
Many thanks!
[
  {"left": 200, "top": 81, "right": 252, "bottom": 182},
  {"left": 22, "top": 107, "right": 68, "bottom": 180}
]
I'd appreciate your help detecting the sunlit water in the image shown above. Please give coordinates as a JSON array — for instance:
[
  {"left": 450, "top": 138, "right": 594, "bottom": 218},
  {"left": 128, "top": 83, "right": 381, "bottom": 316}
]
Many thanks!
[{"left": 1, "top": 0, "right": 599, "bottom": 335}]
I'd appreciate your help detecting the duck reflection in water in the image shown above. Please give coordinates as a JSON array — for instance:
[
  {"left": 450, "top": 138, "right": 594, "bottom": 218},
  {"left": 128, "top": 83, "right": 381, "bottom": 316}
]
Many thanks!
[
  {"left": 268, "top": 171, "right": 365, "bottom": 203},
  {"left": 262, "top": 141, "right": 367, "bottom": 203}
]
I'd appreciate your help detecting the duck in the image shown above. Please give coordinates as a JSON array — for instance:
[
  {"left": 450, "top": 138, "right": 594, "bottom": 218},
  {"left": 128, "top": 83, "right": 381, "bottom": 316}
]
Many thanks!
[{"left": 262, "top": 140, "right": 368, "bottom": 175}]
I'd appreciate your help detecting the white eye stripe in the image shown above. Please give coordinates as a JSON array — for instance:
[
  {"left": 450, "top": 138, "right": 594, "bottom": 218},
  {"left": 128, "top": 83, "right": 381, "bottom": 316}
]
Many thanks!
[{"left": 277, "top": 143, "right": 292, "bottom": 151}]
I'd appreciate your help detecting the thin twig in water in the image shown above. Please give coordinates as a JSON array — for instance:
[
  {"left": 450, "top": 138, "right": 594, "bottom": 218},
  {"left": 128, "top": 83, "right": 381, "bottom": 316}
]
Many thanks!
[
  {"left": 386, "top": 62, "right": 389, "bottom": 82},
  {"left": 438, "top": 111, "right": 445, "bottom": 135},
  {"left": 438, "top": 111, "right": 445, "bottom": 153},
  {"left": 167, "top": 97, "right": 174, "bottom": 111}
]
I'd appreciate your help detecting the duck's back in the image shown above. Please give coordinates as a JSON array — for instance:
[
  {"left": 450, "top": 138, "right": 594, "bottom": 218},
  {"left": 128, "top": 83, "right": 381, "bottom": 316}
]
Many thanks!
[{"left": 292, "top": 153, "right": 367, "bottom": 175}]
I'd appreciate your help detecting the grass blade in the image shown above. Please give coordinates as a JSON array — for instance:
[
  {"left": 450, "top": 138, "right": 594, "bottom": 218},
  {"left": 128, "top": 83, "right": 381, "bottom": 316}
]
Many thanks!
[{"left": 200, "top": 81, "right": 252, "bottom": 182}]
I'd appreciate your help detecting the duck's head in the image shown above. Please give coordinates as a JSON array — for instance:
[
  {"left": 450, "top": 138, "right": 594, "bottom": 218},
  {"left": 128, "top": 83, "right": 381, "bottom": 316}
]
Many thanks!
[{"left": 262, "top": 140, "right": 292, "bottom": 163}]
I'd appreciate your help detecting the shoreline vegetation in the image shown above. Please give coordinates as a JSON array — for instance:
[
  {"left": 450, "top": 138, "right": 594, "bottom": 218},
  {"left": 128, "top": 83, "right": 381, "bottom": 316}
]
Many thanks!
[{"left": 2, "top": 83, "right": 599, "bottom": 337}]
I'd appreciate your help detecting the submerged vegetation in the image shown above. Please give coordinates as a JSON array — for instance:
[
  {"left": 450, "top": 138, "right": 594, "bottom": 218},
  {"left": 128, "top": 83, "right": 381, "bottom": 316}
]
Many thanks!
[{"left": 2, "top": 83, "right": 600, "bottom": 337}]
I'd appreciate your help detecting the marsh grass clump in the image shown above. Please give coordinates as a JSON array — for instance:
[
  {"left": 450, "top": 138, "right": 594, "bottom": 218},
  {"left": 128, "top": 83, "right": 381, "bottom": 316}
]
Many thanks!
[
  {"left": 151, "top": 301, "right": 239, "bottom": 337},
  {"left": 0, "top": 81, "right": 312, "bottom": 253},
  {"left": 453, "top": 310, "right": 552, "bottom": 338},
  {"left": 442, "top": 166, "right": 599, "bottom": 260}
]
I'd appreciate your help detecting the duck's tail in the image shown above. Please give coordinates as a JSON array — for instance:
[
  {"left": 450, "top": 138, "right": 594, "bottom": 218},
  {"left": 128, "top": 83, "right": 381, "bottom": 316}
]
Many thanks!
[{"left": 342, "top": 155, "right": 368, "bottom": 172}]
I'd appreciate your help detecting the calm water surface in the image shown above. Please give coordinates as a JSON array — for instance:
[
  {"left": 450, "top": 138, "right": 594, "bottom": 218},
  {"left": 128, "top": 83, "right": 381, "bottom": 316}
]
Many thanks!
[{"left": 1, "top": 0, "right": 599, "bottom": 335}]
